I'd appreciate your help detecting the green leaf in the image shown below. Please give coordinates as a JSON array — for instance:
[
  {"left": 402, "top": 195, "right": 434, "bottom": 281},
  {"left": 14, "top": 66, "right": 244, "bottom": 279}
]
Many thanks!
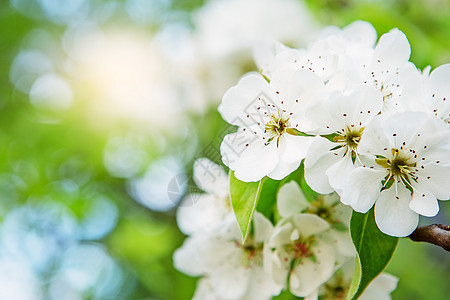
[
  {"left": 347, "top": 208, "right": 398, "bottom": 300},
  {"left": 256, "top": 177, "right": 280, "bottom": 220},
  {"left": 229, "top": 171, "right": 264, "bottom": 242}
]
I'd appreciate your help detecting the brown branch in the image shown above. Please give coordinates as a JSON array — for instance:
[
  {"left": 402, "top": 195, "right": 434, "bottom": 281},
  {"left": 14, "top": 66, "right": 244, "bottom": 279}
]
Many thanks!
[{"left": 409, "top": 224, "right": 450, "bottom": 251}]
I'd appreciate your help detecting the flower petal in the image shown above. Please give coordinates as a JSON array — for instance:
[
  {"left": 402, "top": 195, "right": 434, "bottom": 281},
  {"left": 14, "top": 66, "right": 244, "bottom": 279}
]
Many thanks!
[
  {"left": 192, "top": 278, "right": 219, "bottom": 300},
  {"left": 289, "top": 240, "right": 335, "bottom": 297},
  {"left": 267, "top": 158, "right": 301, "bottom": 180},
  {"left": 279, "top": 134, "right": 315, "bottom": 164},
  {"left": 209, "top": 265, "right": 250, "bottom": 299},
  {"left": 417, "top": 162, "right": 450, "bottom": 201},
  {"left": 304, "top": 138, "right": 341, "bottom": 194},
  {"left": 374, "top": 185, "right": 419, "bottom": 237},
  {"left": 343, "top": 20, "right": 377, "bottom": 47},
  {"left": 173, "top": 235, "right": 208, "bottom": 276},
  {"left": 292, "top": 214, "right": 330, "bottom": 238},
  {"left": 244, "top": 268, "right": 282, "bottom": 300},
  {"left": 277, "top": 181, "right": 310, "bottom": 218},
  {"left": 221, "top": 133, "right": 279, "bottom": 182},
  {"left": 176, "top": 194, "right": 228, "bottom": 235},
  {"left": 359, "top": 273, "right": 399, "bottom": 300},
  {"left": 253, "top": 212, "right": 274, "bottom": 243},
  {"left": 326, "top": 153, "right": 355, "bottom": 196},
  {"left": 193, "top": 158, "right": 229, "bottom": 198},
  {"left": 341, "top": 166, "right": 386, "bottom": 211},
  {"left": 219, "top": 74, "right": 276, "bottom": 127},
  {"left": 409, "top": 182, "right": 439, "bottom": 217},
  {"left": 373, "top": 28, "right": 411, "bottom": 67}
]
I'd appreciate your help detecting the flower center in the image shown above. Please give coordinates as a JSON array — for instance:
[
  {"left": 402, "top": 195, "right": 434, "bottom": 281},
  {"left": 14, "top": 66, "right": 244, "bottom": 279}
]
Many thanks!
[
  {"left": 235, "top": 237, "right": 264, "bottom": 268},
  {"left": 305, "top": 197, "right": 336, "bottom": 224},
  {"left": 376, "top": 148, "right": 417, "bottom": 184},
  {"left": 323, "top": 276, "right": 348, "bottom": 300},
  {"left": 264, "top": 112, "right": 290, "bottom": 146},
  {"left": 284, "top": 236, "right": 315, "bottom": 262},
  {"left": 333, "top": 125, "right": 364, "bottom": 154}
]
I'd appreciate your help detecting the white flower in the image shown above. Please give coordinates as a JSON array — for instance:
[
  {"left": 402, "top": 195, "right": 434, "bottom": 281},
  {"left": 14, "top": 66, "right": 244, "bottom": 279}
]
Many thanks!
[
  {"left": 266, "top": 20, "right": 377, "bottom": 87},
  {"left": 347, "top": 28, "right": 418, "bottom": 111},
  {"left": 360, "top": 273, "right": 399, "bottom": 300},
  {"left": 276, "top": 181, "right": 354, "bottom": 258},
  {"left": 342, "top": 111, "right": 450, "bottom": 236},
  {"left": 219, "top": 69, "right": 325, "bottom": 181},
  {"left": 304, "top": 259, "right": 398, "bottom": 300},
  {"left": 174, "top": 213, "right": 282, "bottom": 300},
  {"left": 303, "top": 84, "right": 383, "bottom": 194},
  {"left": 267, "top": 214, "right": 336, "bottom": 297},
  {"left": 176, "top": 158, "right": 231, "bottom": 235},
  {"left": 277, "top": 181, "right": 352, "bottom": 229},
  {"left": 402, "top": 63, "right": 450, "bottom": 125},
  {"left": 192, "top": 278, "right": 219, "bottom": 300},
  {"left": 318, "top": 20, "right": 378, "bottom": 49}
]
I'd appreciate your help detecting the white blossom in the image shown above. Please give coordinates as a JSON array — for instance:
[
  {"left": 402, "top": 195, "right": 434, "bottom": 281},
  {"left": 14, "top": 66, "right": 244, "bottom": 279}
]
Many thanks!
[
  {"left": 176, "top": 158, "right": 231, "bottom": 235},
  {"left": 304, "top": 259, "right": 398, "bottom": 300},
  {"left": 346, "top": 28, "right": 418, "bottom": 111},
  {"left": 174, "top": 213, "right": 282, "bottom": 300},
  {"left": 342, "top": 111, "right": 450, "bottom": 236},
  {"left": 303, "top": 84, "right": 383, "bottom": 194},
  {"left": 219, "top": 69, "right": 325, "bottom": 181},
  {"left": 276, "top": 181, "right": 354, "bottom": 259},
  {"left": 402, "top": 63, "right": 450, "bottom": 125},
  {"left": 266, "top": 214, "right": 336, "bottom": 297}
]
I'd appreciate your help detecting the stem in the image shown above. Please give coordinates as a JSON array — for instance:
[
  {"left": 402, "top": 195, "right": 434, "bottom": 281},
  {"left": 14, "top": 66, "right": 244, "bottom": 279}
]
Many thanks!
[{"left": 409, "top": 224, "right": 450, "bottom": 251}]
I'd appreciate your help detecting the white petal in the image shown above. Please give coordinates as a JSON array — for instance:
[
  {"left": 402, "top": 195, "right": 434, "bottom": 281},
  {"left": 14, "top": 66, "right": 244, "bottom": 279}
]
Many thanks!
[
  {"left": 269, "top": 249, "right": 290, "bottom": 286},
  {"left": 243, "top": 268, "right": 282, "bottom": 300},
  {"left": 315, "top": 86, "right": 382, "bottom": 132},
  {"left": 173, "top": 236, "right": 208, "bottom": 276},
  {"left": 409, "top": 182, "right": 439, "bottom": 217},
  {"left": 292, "top": 214, "right": 330, "bottom": 238},
  {"left": 417, "top": 162, "right": 450, "bottom": 200},
  {"left": 209, "top": 265, "right": 250, "bottom": 299},
  {"left": 374, "top": 185, "right": 419, "bottom": 237},
  {"left": 221, "top": 134, "right": 279, "bottom": 182},
  {"left": 193, "top": 158, "right": 229, "bottom": 198},
  {"left": 357, "top": 115, "right": 391, "bottom": 156},
  {"left": 333, "top": 201, "right": 353, "bottom": 228},
  {"left": 277, "top": 181, "right": 309, "bottom": 218},
  {"left": 252, "top": 40, "right": 288, "bottom": 77},
  {"left": 374, "top": 28, "right": 410, "bottom": 67},
  {"left": 176, "top": 194, "right": 228, "bottom": 235},
  {"left": 220, "top": 129, "right": 259, "bottom": 170},
  {"left": 267, "top": 158, "right": 301, "bottom": 180},
  {"left": 192, "top": 278, "right": 219, "bottom": 300},
  {"left": 427, "top": 63, "right": 450, "bottom": 119},
  {"left": 253, "top": 212, "right": 274, "bottom": 243},
  {"left": 360, "top": 273, "right": 398, "bottom": 300},
  {"left": 303, "top": 289, "right": 319, "bottom": 300},
  {"left": 343, "top": 20, "right": 377, "bottom": 47},
  {"left": 279, "top": 134, "right": 314, "bottom": 163},
  {"left": 342, "top": 167, "right": 386, "bottom": 211},
  {"left": 219, "top": 74, "right": 275, "bottom": 126},
  {"left": 304, "top": 138, "right": 340, "bottom": 194},
  {"left": 289, "top": 240, "right": 335, "bottom": 297},
  {"left": 326, "top": 154, "right": 355, "bottom": 196},
  {"left": 322, "top": 229, "right": 356, "bottom": 257},
  {"left": 269, "top": 222, "right": 294, "bottom": 248},
  {"left": 270, "top": 69, "right": 324, "bottom": 113}
]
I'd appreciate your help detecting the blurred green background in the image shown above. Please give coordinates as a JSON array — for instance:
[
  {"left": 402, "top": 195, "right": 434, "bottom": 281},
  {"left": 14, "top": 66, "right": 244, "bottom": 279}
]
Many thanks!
[{"left": 0, "top": 0, "right": 449, "bottom": 299}]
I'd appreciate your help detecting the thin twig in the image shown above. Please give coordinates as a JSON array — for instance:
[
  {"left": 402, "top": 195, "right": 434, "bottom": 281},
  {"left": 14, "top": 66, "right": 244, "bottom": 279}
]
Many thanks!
[{"left": 409, "top": 224, "right": 450, "bottom": 251}]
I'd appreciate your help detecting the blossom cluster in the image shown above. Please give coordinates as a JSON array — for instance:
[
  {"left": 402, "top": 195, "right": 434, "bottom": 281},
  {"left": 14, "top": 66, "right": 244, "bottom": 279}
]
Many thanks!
[
  {"left": 174, "top": 158, "right": 398, "bottom": 299},
  {"left": 173, "top": 20, "right": 449, "bottom": 299},
  {"left": 219, "top": 21, "right": 450, "bottom": 237}
]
